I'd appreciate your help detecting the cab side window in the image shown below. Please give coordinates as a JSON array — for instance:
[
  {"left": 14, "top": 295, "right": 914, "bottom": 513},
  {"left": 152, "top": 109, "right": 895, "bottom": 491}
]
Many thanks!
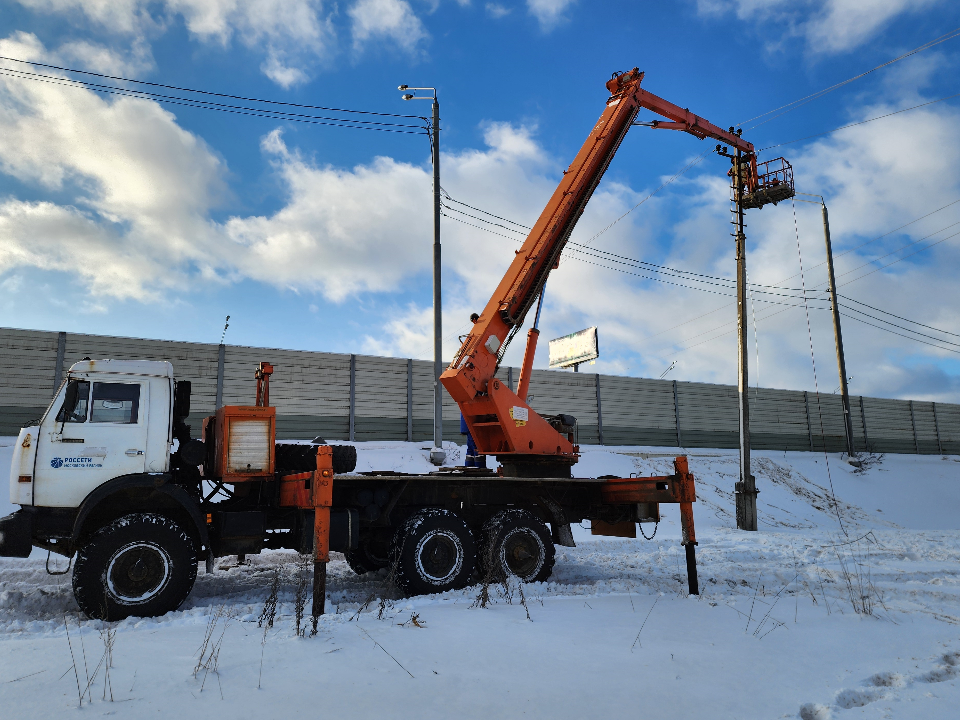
[
  {"left": 55, "top": 380, "right": 90, "bottom": 423},
  {"left": 90, "top": 383, "right": 141, "bottom": 424}
]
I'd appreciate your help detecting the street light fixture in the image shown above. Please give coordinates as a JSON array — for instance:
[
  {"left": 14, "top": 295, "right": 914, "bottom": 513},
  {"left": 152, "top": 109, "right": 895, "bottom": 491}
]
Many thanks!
[{"left": 399, "top": 84, "right": 444, "bottom": 465}]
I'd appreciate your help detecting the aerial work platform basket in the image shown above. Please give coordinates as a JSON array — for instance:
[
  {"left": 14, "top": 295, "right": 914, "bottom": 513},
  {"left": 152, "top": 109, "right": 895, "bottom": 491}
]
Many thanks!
[{"left": 742, "top": 156, "right": 795, "bottom": 209}]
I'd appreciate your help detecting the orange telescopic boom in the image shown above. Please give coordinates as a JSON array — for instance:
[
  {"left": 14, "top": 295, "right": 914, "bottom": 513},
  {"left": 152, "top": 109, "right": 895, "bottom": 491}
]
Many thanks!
[{"left": 440, "top": 68, "right": 793, "bottom": 477}]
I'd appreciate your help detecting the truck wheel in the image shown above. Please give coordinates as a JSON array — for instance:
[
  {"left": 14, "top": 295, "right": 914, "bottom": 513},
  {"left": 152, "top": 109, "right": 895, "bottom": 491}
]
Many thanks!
[
  {"left": 331, "top": 445, "right": 357, "bottom": 474},
  {"left": 391, "top": 509, "right": 476, "bottom": 596},
  {"left": 480, "top": 509, "right": 555, "bottom": 584},
  {"left": 73, "top": 513, "right": 198, "bottom": 621},
  {"left": 343, "top": 532, "right": 391, "bottom": 575},
  {"left": 275, "top": 443, "right": 357, "bottom": 474}
]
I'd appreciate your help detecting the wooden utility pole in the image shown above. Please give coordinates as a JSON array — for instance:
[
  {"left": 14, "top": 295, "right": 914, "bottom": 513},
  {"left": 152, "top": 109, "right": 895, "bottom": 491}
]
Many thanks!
[
  {"left": 821, "top": 203, "right": 855, "bottom": 456},
  {"left": 733, "top": 148, "right": 758, "bottom": 531}
]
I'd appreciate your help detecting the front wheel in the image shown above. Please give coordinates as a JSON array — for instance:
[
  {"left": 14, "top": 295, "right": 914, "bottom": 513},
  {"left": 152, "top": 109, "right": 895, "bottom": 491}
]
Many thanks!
[{"left": 73, "top": 513, "right": 198, "bottom": 620}]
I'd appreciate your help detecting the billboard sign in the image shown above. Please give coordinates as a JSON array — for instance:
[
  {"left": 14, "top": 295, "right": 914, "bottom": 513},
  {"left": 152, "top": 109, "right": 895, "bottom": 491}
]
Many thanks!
[{"left": 548, "top": 327, "right": 599, "bottom": 369}]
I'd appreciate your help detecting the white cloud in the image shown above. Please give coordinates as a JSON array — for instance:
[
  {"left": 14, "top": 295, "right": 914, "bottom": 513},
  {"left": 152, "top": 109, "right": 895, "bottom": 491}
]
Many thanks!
[
  {"left": 16, "top": 0, "right": 162, "bottom": 36},
  {"left": 526, "top": 0, "right": 577, "bottom": 31},
  {"left": 15, "top": 0, "right": 335, "bottom": 86},
  {"left": 0, "top": 33, "right": 225, "bottom": 301},
  {"left": 348, "top": 0, "right": 428, "bottom": 53},
  {"left": 486, "top": 3, "right": 511, "bottom": 18},
  {"left": 57, "top": 37, "right": 156, "bottom": 76},
  {"left": 696, "top": 0, "right": 945, "bottom": 54},
  {"left": 224, "top": 129, "right": 434, "bottom": 301}
]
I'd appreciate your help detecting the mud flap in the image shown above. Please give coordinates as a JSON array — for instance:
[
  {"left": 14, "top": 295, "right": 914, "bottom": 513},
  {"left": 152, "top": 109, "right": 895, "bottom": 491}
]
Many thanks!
[
  {"left": 536, "top": 493, "right": 576, "bottom": 547},
  {"left": 551, "top": 522, "right": 576, "bottom": 547},
  {"left": 0, "top": 511, "right": 33, "bottom": 558}
]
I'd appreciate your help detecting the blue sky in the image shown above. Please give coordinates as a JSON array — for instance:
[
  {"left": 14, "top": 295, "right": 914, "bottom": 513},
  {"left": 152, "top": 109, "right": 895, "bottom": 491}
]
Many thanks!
[{"left": 1, "top": 0, "right": 960, "bottom": 401}]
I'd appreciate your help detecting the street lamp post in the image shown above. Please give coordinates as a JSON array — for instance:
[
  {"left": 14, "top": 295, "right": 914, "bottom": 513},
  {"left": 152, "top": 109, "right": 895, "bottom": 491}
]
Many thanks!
[{"left": 400, "top": 85, "right": 445, "bottom": 464}]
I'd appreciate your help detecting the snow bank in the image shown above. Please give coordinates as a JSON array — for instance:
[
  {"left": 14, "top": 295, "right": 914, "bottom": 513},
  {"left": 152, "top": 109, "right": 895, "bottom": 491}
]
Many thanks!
[{"left": 1, "top": 439, "right": 958, "bottom": 719}]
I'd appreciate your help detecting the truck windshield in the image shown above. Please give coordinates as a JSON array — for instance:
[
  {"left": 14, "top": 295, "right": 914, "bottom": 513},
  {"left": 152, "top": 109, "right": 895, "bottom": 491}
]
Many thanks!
[
  {"left": 56, "top": 380, "right": 90, "bottom": 423},
  {"left": 91, "top": 382, "right": 141, "bottom": 424}
]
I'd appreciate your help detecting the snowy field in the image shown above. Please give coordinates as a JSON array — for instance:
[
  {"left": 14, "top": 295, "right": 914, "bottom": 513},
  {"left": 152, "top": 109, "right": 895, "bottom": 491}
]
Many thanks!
[{"left": 1, "top": 438, "right": 959, "bottom": 719}]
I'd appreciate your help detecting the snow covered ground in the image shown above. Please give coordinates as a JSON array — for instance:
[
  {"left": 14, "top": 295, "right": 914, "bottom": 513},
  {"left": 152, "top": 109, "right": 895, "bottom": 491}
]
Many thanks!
[{"left": 2, "top": 438, "right": 959, "bottom": 719}]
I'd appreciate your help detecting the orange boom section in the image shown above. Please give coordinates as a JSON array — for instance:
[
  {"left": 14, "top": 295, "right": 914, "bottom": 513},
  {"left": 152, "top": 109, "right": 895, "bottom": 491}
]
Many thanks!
[{"left": 440, "top": 68, "right": 791, "bottom": 476}]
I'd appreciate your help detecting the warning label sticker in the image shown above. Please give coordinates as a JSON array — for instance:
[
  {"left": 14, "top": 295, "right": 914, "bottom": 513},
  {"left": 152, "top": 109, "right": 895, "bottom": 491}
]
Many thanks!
[{"left": 509, "top": 406, "right": 529, "bottom": 427}]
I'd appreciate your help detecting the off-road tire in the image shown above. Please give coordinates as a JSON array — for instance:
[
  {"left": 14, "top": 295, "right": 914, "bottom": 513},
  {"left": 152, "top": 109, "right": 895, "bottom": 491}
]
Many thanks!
[
  {"left": 331, "top": 445, "right": 357, "bottom": 474},
  {"left": 479, "top": 509, "right": 555, "bottom": 584},
  {"left": 391, "top": 509, "right": 476, "bottom": 596},
  {"left": 275, "top": 443, "right": 357, "bottom": 474},
  {"left": 73, "top": 513, "right": 198, "bottom": 620}
]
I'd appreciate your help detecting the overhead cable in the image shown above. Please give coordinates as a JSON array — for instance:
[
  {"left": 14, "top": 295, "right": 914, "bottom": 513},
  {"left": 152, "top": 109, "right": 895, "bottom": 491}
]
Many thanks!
[
  {"left": 0, "top": 54, "right": 423, "bottom": 119},
  {"left": 838, "top": 304, "right": 960, "bottom": 347},
  {"left": 759, "top": 92, "right": 960, "bottom": 152},
  {"left": 837, "top": 294, "right": 960, "bottom": 338},
  {"left": 840, "top": 312, "right": 960, "bottom": 355},
  {"left": 441, "top": 191, "right": 811, "bottom": 294},
  {"left": 740, "top": 26, "right": 960, "bottom": 128},
  {"left": 0, "top": 67, "right": 429, "bottom": 134}
]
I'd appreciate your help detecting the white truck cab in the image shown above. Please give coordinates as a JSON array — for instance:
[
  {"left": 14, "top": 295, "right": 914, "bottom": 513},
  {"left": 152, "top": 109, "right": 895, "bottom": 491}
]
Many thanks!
[
  {"left": 13, "top": 360, "right": 175, "bottom": 509},
  {"left": 0, "top": 357, "right": 353, "bottom": 623}
]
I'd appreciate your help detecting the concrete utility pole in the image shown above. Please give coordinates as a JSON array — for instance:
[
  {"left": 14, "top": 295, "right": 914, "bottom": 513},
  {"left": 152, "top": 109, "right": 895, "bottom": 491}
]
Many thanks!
[
  {"left": 821, "top": 203, "right": 855, "bottom": 456},
  {"left": 732, "top": 148, "right": 758, "bottom": 532},
  {"left": 401, "top": 85, "right": 444, "bottom": 461}
]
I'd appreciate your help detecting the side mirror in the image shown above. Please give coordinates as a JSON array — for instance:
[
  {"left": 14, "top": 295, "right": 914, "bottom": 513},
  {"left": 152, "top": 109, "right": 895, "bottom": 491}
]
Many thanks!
[
  {"left": 63, "top": 381, "right": 78, "bottom": 416},
  {"left": 173, "top": 381, "right": 192, "bottom": 419}
]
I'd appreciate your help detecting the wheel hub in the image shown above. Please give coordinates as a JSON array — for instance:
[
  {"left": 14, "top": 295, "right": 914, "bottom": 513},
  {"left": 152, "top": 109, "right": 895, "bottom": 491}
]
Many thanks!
[
  {"left": 501, "top": 529, "right": 543, "bottom": 579},
  {"left": 106, "top": 542, "right": 172, "bottom": 604},
  {"left": 415, "top": 531, "right": 462, "bottom": 583}
]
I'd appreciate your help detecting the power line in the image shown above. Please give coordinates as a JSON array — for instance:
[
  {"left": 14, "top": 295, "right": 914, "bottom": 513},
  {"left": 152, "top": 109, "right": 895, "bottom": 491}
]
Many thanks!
[
  {"left": 0, "top": 67, "right": 429, "bottom": 135},
  {"left": 838, "top": 304, "right": 960, "bottom": 348},
  {"left": 441, "top": 191, "right": 532, "bottom": 230},
  {"left": 565, "top": 244, "right": 815, "bottom": 301},
  {"left": 759, "top": 91, "right": 960, "bottom": 152},
  {"left": 0, "top": 54, "right": 423, "bottom": 119},
  {"left": 835, "top": 228, "right": 960, "bottom": 287},
  {"left": 442, "top": 191, "right": 813, "bottom": 294},
  {"left": 840, "top": 312, "right": 960, "bottom": 355},
  {"left": 829, "top": 220, "right": 960, "bottom": 282},
  {"left": 443, "top": 187, "right": 960, "bottom": 359},
  {"left": 837, "top": 294, "right": 960, "bottom": 338},
  {"left": 740, "top": 26, "right": 960, "bottom": 128}
]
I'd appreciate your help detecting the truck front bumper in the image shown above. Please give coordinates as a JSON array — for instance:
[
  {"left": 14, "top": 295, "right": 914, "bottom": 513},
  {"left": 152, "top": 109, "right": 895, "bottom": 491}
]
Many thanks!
[{"left": 0, "top": 511, "right": 33, "bottom": 558}]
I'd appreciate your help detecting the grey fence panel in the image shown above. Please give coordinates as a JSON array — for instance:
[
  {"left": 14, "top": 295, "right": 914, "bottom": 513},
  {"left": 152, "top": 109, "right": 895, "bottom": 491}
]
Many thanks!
[
  {"left": 935, "top": 403, "right": 960, "bottom": 454},
  {"left": 0, "top": 328, "right": 61, "bottom": 432},
  {"left": 3, "top": 327, "right": 959, "bottom": 454},
  {"left": 912, "top": 401, "right": 941, "bottom": 455},
  {"left": 750, "top": 388, "right": 811, "bottom": 451},
  {"left": 676, "top": 381, "right": 739, "bottom": 449},
  {"left": 804, "top": 393, "right": 848, "bottom": 453},
  {"left": 600, "top": 375, "right": 677, "bottom": 447},
  {"left": 355, "top": 355, "right": 408, "bottom": 441},
  {"left": 861, "top": 397, "right": 917, "bottom": 455},
  {"left": 851, "top": 397, "right": 869, "bottom": 453}
]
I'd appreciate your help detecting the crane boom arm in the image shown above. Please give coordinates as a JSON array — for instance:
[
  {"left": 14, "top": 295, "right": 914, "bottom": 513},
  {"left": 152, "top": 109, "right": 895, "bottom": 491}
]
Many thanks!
[{"left": 440, "top": 68, "right": 766, "bottom": 472}]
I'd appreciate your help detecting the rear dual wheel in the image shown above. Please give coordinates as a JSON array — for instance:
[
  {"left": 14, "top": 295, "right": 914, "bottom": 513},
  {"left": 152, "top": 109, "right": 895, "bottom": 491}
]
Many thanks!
[
  {"left": 389, "top": 507, "right": 556, "bottom": 596},
  {"left": 480, "top": 509, "right": 555, "bottom": 584},
  {"left": 391, "top": 509, "right": 476, "bottom": 595}
]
